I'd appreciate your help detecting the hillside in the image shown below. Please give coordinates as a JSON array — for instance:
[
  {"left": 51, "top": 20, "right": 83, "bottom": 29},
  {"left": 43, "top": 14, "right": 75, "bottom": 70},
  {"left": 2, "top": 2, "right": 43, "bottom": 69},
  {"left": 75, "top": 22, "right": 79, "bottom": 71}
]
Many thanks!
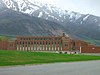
[
  {"left": 0, "top": 9, "right": 64, "bottom": 36},
  {"left": 0, "top": 0, "right": 100, "bottom": 45}
]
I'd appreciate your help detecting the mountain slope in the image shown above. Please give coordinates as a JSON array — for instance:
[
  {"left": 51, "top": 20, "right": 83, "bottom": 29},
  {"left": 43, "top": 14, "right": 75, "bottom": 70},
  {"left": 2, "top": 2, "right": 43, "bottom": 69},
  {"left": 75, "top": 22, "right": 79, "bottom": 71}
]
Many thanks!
[
  {"left": 2, "top": 0, "right": 100, "bottom": 40},
  {"left": 0, "top": 0, "right": 100, "bottom": 45},
  {"left": 0, "top": 9, "right": 64, "bottom": 36},
  {"left": 2, "top": 0, "right": 83, "bottom": 23}
]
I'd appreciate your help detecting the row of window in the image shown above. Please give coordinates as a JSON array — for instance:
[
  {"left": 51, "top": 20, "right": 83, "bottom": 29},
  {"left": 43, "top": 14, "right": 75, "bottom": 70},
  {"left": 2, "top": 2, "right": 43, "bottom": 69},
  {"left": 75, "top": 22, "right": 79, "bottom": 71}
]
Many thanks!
[
  {"left": 17, "top": 41, "right": 62, "bottom": 45},
  {"left": 19, "top": 38, "right": 61, "bottom": 40}
]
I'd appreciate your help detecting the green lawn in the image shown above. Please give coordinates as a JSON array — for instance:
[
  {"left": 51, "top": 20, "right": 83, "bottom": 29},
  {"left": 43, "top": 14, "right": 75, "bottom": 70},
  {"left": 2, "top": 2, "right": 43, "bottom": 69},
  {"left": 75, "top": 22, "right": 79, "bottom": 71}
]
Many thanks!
[{"left": 0, "top": 50, "right": 100, "bottom": 66}]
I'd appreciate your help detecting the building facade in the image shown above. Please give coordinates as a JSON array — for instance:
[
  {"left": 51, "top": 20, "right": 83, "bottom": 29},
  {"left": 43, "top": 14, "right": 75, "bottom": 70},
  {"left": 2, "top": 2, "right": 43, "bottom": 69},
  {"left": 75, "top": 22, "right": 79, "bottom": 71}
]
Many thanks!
[
  {"left": 0, "top": 33, "right": 100, "bottom": 53},
  {"left": 15, "top": 33, "right": 72, "bottom": 52}
]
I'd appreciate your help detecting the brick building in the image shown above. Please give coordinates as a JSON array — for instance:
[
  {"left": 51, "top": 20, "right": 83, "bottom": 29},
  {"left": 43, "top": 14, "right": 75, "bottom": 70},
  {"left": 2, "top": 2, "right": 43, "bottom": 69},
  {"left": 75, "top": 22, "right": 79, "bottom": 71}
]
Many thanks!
[
  {"left": 0, "top": 33, "right": 100, "bottom": 53},
  {"left": 15, "top": 33, "right": 71, "bottom": 52}
]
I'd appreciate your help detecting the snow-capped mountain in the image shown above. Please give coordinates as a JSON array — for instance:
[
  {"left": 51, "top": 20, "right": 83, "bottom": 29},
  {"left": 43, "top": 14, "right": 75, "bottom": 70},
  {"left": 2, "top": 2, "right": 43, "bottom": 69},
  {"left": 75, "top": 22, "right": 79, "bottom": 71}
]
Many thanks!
[
  {"left": 2, "top": 0, "right": 100, "bottom": 26},
  {"left": 0, "top": 0, "right": 100, "bottom": 45},
  {"left": 2, "top": 0, "right": 83, "bottom": 23}
]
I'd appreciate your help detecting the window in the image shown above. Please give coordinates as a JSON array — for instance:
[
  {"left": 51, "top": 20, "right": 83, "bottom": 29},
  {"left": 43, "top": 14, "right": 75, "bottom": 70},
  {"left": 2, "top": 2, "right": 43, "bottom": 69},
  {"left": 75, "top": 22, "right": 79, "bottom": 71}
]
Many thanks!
[
  {"left": 23, "top": 38, "right": 25, "bottom": 40},
  {"left": 20, "top": 38, "right": 22, "bottom": 40},
  {"left": 55, "top": 38, "right": 57, "bottom": 40},
  {"left": 46, "top": 42, "right": 47, "bottom": 45},
  {"left": 10, "top": 44, "right": 13, "bottom": 46},
  {"left": 34, "top": 42, "right": 36, "bottom": 44},
  {"left": 28, "top": 42, "right": 30, "bottom": 44},
  {"left": 20, "top": 42, "right": 21, "bottom": 44},
  {"left": 34, "top": 38, "right": 37, "bottom": 40},
  {"left": 65, "top": 44, "right": 67, "bottom": 46},
  {"left": 40, "top": 42, "right": 41, "bottom": 44},
  {"left": 16, "top": 42, "right": 18, "bottom": 44},
  {"left": 45, "top": 38, "right": 47, "bottom": 40},
  {"left": 32, "top": 38, "right": 34, "bottom": 40},
  {"left": 31, "top": 42, "right": 33, "bottom": 45},
  {"left": 43, "top": 41, "right": 44, "bottom": 44}
]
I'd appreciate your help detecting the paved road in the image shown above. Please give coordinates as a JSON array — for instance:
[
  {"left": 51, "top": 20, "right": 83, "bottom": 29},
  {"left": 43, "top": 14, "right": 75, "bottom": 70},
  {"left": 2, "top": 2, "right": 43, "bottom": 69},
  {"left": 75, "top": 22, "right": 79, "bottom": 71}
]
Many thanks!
[{"left": 0, "top": 61, "right": 100, "bottom": 75}]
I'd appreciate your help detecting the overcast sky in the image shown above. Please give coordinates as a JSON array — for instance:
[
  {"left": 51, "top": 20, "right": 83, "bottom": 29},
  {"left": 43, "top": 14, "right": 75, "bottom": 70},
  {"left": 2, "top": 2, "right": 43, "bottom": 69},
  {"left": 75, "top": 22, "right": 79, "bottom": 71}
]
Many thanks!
[{"left": 31, "top": 0, "right": 100, "bottom": 17}]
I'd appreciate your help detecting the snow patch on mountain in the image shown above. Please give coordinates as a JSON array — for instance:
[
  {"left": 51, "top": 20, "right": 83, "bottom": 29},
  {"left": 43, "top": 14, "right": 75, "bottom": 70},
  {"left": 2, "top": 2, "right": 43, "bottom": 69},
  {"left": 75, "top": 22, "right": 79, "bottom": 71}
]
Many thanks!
[
  {"left": 67, "top": 11, "right": 81, "bottom": 20},
  {"left": 45, "top": 11, "right": 49, "bottom": 15},
  {"left": 29, "top": 0, "right": 43, "bottom": 7},
  {"left": 94, "top": 19, "right": 98, "bottom": 22},
  {"left": 3, "top": 0, "right": 40, "bottom": 13},
  {"left": 3, "top": 0, "right": 17, "bottom": 10},
  {"left": 2, "top": 0, "right": 84, "bottom": 23},
  {"left": 46, "top": 4, "right": 53, "bottom": 13},
  {"left": 38, "top": 12, "right": 43, "bottom": 17},
  {"left": 80, "top": 21, "right": 83, "bottom": 24},
  {"left": 75, "top": 13, "right": 81, "bottom": 20},
  {"left": 48, "top": 14, "right": 55, "bottom": 18},
  {"left": 83, "top": 15, "right": 90, "bottom": 21}
]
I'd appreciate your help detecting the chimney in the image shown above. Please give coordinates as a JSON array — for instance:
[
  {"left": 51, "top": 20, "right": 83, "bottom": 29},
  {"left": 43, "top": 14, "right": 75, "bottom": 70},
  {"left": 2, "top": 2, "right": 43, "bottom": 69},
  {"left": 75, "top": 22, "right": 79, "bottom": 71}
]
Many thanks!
[{"left": 63, "top": 33, "right": 65, "bottom": 37}]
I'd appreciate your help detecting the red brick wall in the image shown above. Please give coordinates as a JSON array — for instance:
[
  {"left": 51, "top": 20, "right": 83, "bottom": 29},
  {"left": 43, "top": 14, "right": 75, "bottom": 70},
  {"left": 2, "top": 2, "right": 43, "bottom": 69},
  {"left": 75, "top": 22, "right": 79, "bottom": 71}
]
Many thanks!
[
  {"left": 7, "top": 41, "right": 16, "bottom": 50},
  {"left": 81, "top": 46, "right": 100, "bottom": 53},
  {"left": 0, "top": 41, "right": 8, "bottom": 50},
  {"left": 0, "top": 40, "right": 16, "bottom": 50},
  {"left": 16, "top": 36, "right": 63, "bottom": 51},
  {"left": 73, "top": 40, "right": 100, "bottom": 53}
]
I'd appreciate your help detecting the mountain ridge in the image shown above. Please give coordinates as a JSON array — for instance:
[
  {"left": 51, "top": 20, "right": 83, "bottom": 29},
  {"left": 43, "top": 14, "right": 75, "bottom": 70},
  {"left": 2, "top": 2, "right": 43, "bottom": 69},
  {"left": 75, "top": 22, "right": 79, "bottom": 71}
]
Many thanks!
[{"left": 0, "top": 0, "right": 100, "bottom": 45}]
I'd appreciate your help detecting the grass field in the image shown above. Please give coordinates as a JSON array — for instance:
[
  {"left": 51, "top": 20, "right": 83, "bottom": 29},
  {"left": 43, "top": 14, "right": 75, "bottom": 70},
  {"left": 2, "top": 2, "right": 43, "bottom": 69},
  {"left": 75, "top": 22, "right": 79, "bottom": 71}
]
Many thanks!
[{"left": 0, "top": 50, "right": 100, "bottom": 66}]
